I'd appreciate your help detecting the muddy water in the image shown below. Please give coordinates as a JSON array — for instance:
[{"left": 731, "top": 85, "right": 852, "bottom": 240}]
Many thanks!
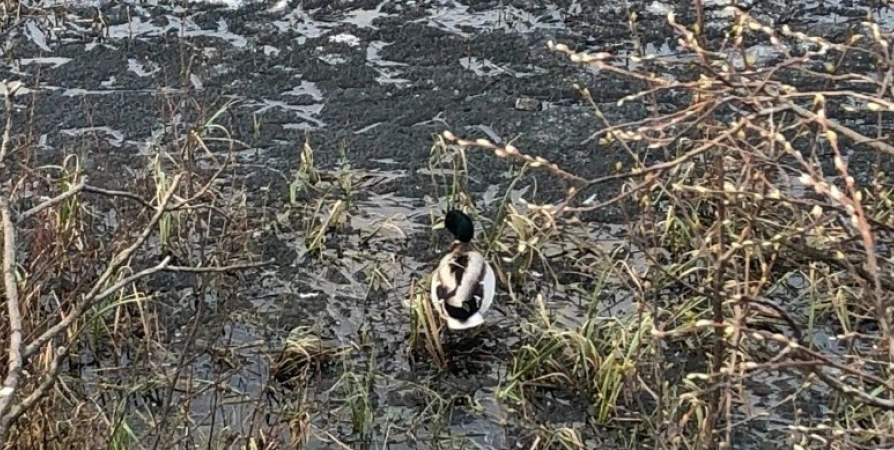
[{"left": 2, "top": 0, "right": 891, "bottom": 448}]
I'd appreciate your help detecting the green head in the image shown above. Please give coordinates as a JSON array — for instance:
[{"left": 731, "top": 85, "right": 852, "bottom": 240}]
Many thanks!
[{"left": 445, "top": 209, "right": 474, "bottom": 243}]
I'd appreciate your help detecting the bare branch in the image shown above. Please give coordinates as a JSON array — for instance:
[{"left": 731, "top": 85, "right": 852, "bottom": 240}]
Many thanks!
[
  {"left": 82, "top": 184, "right": 155, "bottom": 209},
  {"left": 93, "top": 256, "right": 172, "bottom": 303},
  {"left": 16, "top": 181, "right": 87, "bottom": 222},
  {"left": 812, "top": 369, "right": 894, "bottom": 411},
  {"left": 164, "top": 259, "right": 273, "bottom": 273},
  {"left": 789, "top": 103, "right": 894, "bottom": 157},
  {"left": 0, "top": 195, "right": 23, "bottom": 445},
  {"left": 0, "top": 346, "right": 65, "bottom": 437},
  {"left": 17, "top": 180, "right": 225, "bottom": 224}
]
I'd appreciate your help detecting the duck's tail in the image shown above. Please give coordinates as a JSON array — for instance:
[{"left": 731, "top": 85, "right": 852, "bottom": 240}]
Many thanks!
[{"left": 445, "top": 313, "right": 485, "bottom": 330}]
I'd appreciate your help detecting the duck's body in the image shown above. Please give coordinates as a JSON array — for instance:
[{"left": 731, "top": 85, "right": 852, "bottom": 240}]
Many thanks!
[{"left": 430, "top": 210, "right": 496, "bottom": 330}]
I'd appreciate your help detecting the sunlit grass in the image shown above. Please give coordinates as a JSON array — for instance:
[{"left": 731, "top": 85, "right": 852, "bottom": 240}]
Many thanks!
[{"left": 500, "top": 287, "right": 655, "bottom": 423}]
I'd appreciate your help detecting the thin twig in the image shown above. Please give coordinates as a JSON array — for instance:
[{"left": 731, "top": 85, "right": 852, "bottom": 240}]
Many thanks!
[
  {"left": 789, "top": 103, "right": 894, "bottom": 157},
  {"left": 164, "top": 259, "right": 273, "bottom": 273},
  {"left": 0, "top": 83, "right": 16, "bottom": 165},
  {"left": 93, "top": 256, "right": 172, "bottom": 303},
  {"left": 17, "top": 181, "right": 228, "bottom": 223},
  {"left": 16, "top": 181, "right": 87, "bottom": 222},
  {"left": 83, "top": 184, "right": 155, "bottom": 209}
]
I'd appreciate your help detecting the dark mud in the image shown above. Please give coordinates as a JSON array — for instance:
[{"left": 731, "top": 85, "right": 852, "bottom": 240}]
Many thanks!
[{"left": 2, "top": 0, "right": 893, "bottom": 448}]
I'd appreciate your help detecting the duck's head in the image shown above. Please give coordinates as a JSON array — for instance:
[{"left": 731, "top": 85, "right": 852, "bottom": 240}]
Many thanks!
[{"left": 445, "top": 209, "right": 475, "bottom": 243}]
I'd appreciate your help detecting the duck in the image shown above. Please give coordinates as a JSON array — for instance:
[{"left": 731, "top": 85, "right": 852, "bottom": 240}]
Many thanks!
[{"left": 430, "top": 209, "right": 496, "bottom": 330}]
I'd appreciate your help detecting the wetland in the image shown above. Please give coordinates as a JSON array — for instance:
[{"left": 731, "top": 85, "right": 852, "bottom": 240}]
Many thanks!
[{"left": 2, "top": 0, "right": 894, "bottom": 448}]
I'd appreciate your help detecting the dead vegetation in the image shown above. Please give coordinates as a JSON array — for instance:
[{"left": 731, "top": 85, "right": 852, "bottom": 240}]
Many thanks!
[
  {"left": 1, "top": 1, "right": 894, "bottom": 450},
  {"left": 0, "top": 79, "right": 271, "bottom": 448}
]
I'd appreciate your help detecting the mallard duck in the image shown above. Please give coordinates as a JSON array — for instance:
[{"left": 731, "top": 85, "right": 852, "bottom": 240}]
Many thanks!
[{"left": 430, "top": 209, "right": 496, "bottom": 330}]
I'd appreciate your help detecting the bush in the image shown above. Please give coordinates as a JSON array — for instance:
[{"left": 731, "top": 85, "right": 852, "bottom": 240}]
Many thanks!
[{"left": 439, "top": 7, "right": 894, "bottom": 449}]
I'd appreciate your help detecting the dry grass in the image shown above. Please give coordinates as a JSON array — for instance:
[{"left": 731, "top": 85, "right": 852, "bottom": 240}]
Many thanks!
[{"left": 2, "top": 2, "right": 894, "bottom": 450}]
